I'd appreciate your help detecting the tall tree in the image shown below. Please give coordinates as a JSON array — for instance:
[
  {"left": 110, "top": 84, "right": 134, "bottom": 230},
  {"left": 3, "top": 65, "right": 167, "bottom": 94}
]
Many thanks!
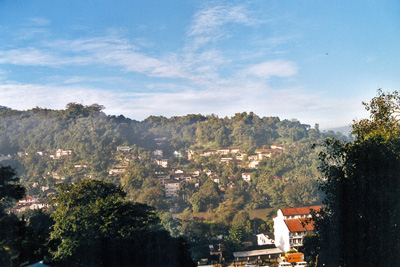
[
  {"left": 49, "top": 179, "right": 195, "bottom": 267},
  {"left": 309, "top": 90, "right": 400, "bottom": 266},
  {"left": 0, "top": 165, "right": 26, "bottom": 266},
  {"left": 0, "top": 165, "right": 25, "bottom": 214}
]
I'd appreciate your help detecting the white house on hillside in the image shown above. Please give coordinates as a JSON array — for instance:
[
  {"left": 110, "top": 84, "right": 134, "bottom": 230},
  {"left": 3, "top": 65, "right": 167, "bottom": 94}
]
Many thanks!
[
  {"left": 164, "top": 180, "right": 180, "bottom": 198},
  {"left": 256, "top": 233, "right": 275, "bottom": 246},
  {"left": 153, "top": 149, "right": 163, "bottom": 157},
  {"left": 55, "top": 149, "right": 73, "bottom": 158},
  {"left": 117, "top": 146, "right": 132, "bottom": 153},
  {"left": 248, "top": 160, "right": 259, "bottom": 169},
  {"left": 242, "top": 172, "right": 251, "bottom": 182},
  {"left": 273, "top": 206, "right": 321, "bottom": 252},
  {"left": 156, "top": 159, "right": 169, "bottom": 168}
]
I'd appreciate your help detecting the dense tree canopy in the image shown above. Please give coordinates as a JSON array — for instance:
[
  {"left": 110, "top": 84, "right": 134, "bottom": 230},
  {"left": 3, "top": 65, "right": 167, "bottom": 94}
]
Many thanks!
[
  {"left": 49, "top": 179, "right": 195, "bottom": 267},
  {"left": 308, "top": 90, "right": 400, "bottom": 266},
  {"left": 0, "top": 165, "right": 25, "bottom": 214},
  {"left": 0, "top": 165, "right": 25, "bottom": 266},
  {"left": 0, "top": 103, "right": 352, "bottom": 263}
]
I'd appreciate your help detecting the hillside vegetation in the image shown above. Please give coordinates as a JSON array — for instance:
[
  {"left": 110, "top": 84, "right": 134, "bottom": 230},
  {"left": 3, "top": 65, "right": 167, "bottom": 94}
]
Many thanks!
[
  {"left": 0, "top": 103, "right": 350, "bottom": 261},
  {"left": 0, "top": 103, "right": 350, "bottom": 209}
]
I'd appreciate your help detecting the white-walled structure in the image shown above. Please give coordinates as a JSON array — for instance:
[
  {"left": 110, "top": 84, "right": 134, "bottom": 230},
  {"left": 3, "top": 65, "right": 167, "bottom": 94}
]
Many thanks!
[
  {"left": 273, "top": 206, "right": 321, "bottom": 252},
  {"left": 164, "top": 180, "right": 180, "bottom": 198},
  {"left": 256, "top": 233, "right": 275, "bottom": 245},
  {"left": 55, "top": 149, "right": 73, "bottom": 158},
  {"left": 242, "top": 172, "right": 251, "bottom": 182},
  {"left": 156, "top": 159, "right": 169, "bottom": 168}
]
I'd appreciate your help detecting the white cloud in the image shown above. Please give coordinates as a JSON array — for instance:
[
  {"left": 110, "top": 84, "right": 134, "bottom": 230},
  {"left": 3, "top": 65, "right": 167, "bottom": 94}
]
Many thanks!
[
  {"left": 27, "top": 17, "right": 51, "bottom": 26},
  {"left": 0, "top": 48, "right": 58, "bottom": 66},
  {"left": 0, "top": 3, "right": 370, "bottom": 129},
  {"left": 188, "top": 4, "right": 257, "bottom": 49},
  {"left": 0, "top": 35, "right": 190, "bottom": 79},
  {"left": 61, "top": 76, "right": 130, "bottom": 85},
  {"left": 189, "top": 5, "right": 255, "bottom": 36},
  {"left": 0, "top": 79, "right": 368, "bottom": 129},
  {"left": 245, "top": 60, "right": 298, "bottom": 79},
  {"left": 0, "top": 83, "right": 113, "bottom": 111},
  {"left": 0, "top": 3, "right": 280, "bottom": 85}
]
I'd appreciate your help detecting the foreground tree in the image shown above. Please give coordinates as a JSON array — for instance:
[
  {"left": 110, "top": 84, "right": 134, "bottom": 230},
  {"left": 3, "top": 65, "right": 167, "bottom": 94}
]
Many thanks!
[
  {"left": 0, "top": 165, "right": 26, "bottom": 266},
  {"left": 50, "top": 179, "right": 195, "bottom": 267},
  {"left": 0, "top": 165, "right": 25, "bottom": 213},
  {"left": 309, "top": 90, "right": 400, "bottom": 266}
]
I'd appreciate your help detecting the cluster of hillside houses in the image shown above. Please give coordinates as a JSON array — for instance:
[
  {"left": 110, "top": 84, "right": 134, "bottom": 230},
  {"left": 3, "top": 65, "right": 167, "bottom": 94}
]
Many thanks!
[
  {"left": 109, "top": 144, "right": 284, "bottom": 198},
  {"left": 6, "top": 143, "right": 321, "bottom": 265},
  {"left": 7, "top": 143, "right": 285, "bottom": 202},
  {"left": 8, "top": 192, "right": 56, "bottom": 213},
  {"left": 7, "top": 143, "right": 286, "bottom": 209}
]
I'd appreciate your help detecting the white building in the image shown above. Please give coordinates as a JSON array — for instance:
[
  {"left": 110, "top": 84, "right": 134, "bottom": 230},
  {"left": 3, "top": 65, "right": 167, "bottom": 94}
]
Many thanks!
[
  {"left": 217, "top": 148, "right": 230, "bottom": 155},
  {"left": 255, "top": 149, "right": 273, "bottom": 160},
  {"left": 174, "top": 151, "right": 183, "bottom": 158},
  {"left": 153, "top": 149, "right": 163, "bottom": 157},
  {"left": 242, "top": 172, "right": 251, "bottom": 182},
  {"left": 117, "top": 146, "right": 132, "bottom": 153},
  {"left": 187, "top": 149, "right": 194, "bottom": 160},
  {"left": 156, "top": 159, "right": 169, "bottom": 168},
  {"left": 220, "top": 157, "right": 233, "bottom": 163},
  {"left": 55, "top": 149, "right": 73, "bottom": 158},
  {"left": 271, "top": 144, "right": 284, "bottom": 151},
  {"left": 230, "top": 147, "right": 241, "bottom": 154},
  {"left": 256, "top": 233, "right": 275, "bottom": 245},
  {"left": 164, "top": 180, "right": 180, "bottom": 198},
  {"left": 212, "top": 177, "right": 220, "bottom": 184},
  {"left": 248, "top": 160, "right": 259, "bottom": 169},
  {"left": 202, "top": 149, "right": 217, "bottom": 156},
  {"left": 236, "top": 153, "right": 247, "bottom": 161},
  {"left": 109, "top": 168, "right": 126, "bottom": 175},
  {"left": 273, "top": 206, "right": 321, "bottom": 252}
]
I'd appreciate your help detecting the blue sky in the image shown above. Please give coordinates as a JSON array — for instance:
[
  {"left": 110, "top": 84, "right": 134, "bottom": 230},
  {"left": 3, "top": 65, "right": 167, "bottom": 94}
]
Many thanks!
[{"left": 0, "top": 0, "right": 399, "bottom": 129}]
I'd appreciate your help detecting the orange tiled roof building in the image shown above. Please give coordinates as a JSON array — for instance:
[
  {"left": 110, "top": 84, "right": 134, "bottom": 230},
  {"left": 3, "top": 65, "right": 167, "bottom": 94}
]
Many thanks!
[{"left": 273, "top": 206, "right": 321, "bottom": 252}]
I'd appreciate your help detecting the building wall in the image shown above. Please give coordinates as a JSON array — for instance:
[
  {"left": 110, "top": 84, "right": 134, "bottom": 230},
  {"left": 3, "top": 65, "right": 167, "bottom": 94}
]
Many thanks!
[
  {"left": 256, "top": 234, "right": 274, "bottom": 245},
  {"left": 274, "top": 210, "right": 291, "bottom": 252},
  {"left": 165, "top": 182, "right": 180, "bottom": 198},
  {"left": 274, "top": 207, "right": 319, "bottom": 252},
  {"left": 289, "top": 232, "right": 305, "bottom": 247}
]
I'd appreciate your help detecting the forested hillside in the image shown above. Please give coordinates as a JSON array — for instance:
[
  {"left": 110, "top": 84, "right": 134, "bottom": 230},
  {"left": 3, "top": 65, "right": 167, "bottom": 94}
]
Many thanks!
[
  {"left": 0, "top": 103, "right": 350, "bottom": 209},
  {"left": 0, "top": 103, "right": 352, "bottom": 262}
]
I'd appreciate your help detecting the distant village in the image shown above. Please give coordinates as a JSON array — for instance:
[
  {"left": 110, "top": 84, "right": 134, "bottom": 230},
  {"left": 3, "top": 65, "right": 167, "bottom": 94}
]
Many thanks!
[
  {"left": 6, "top": 142, "right": 286, "bottom": 212},
  {"left": 4, "top": 142, "right": 324, "bottom": 266}
]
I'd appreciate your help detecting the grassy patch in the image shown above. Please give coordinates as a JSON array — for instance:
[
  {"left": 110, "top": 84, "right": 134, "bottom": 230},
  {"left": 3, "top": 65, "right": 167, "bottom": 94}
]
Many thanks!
[{"left": 178, "top": 208, "right": 276, "bottom": 222}]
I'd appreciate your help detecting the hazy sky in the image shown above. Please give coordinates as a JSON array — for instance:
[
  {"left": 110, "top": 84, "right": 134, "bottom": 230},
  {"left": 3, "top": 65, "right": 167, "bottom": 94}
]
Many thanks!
[{"left": 0, "top": 0, "right": 399, "bottom": 129}]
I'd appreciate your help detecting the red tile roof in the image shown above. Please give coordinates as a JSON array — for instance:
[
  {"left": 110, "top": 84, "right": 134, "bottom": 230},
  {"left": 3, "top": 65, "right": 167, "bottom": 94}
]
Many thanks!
[
  {"left": 300, "top": 218, "right": 315, "bottom": 231},
  {"left": 281, "top": 206, "right": 321, "bottom": 216},
  {"left": 284, "top": 218, "right": 316, "bottom": 232}
]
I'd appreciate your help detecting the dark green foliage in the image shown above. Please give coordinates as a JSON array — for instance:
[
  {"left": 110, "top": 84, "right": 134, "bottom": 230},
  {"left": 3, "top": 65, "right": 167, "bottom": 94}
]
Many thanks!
[
  {"left": 224, "top": 226, "right": 245, "bottom": 252},
  {"left": 0, "top": 104, "right": 354, "bottom": 264},
  {"left": 302, "top": 233, "right": 320, "bottom": 266},
  {"left": 0, "top": 165, "right": 25, "bottom": 213},
  {"left": 0, "top": 165, "right": 26, "bottom": 266},
  {"left": 0, "top": 213, "right": 21, "bottom": 266},
  {"left": 10, "top": 210, "right": 54, "bottom": 267},
  {"left": 189, "top": 179, "right": 220, "bottom": 212},
  {"left": 49, "top": 179, "right": 195, "bottom": 267},
  {"left": 0, "top": 104, "right": 349, "bottom": 208},
  {"left": 309, "top": 90, "right": 400, "bottom": 266}
]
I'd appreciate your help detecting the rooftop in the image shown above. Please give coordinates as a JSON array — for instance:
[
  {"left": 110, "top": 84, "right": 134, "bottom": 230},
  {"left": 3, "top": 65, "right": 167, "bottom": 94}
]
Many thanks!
[
  {"left": 233, "top": 247, "right": 284, "bottom": 258},
  {"left": 280, "top": 206, "right": 321, "bottom": 216},
  {"left": 284, "top": 218, "right": 315, "bottom": 232}
]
